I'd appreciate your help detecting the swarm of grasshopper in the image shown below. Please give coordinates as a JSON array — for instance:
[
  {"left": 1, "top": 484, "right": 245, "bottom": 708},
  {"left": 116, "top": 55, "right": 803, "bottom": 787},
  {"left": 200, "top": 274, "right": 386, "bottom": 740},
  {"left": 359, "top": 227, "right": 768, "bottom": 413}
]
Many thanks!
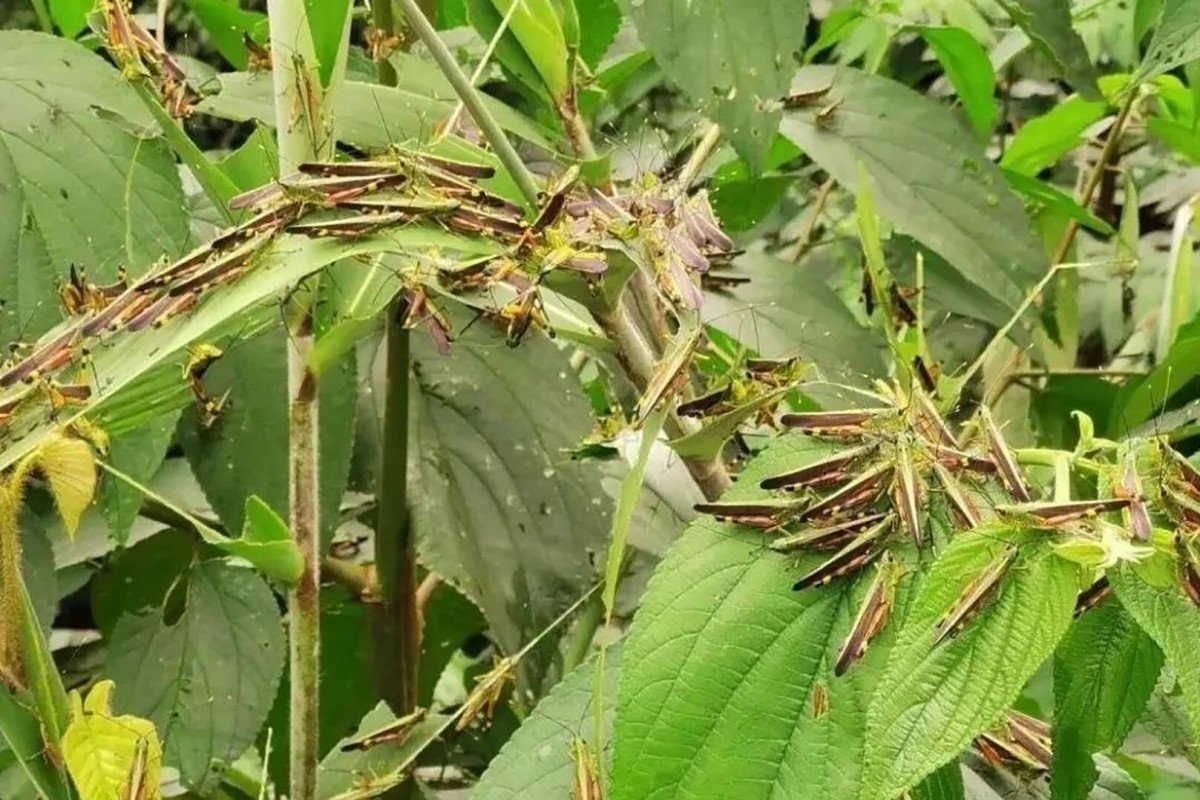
[{"left": 692, "top": 383, "right": 1167, "bottom": 674}]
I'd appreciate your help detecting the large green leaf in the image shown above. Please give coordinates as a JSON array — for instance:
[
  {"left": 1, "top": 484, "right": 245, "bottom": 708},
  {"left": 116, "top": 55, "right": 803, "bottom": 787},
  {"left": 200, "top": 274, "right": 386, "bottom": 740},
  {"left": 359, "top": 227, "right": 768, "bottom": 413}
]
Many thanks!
[
  {"left": 178, "top": 325, "right": 356, "bottom": 547},
  {"left": 997, "top": 0, "right": 1101, "bottom": 99},
  {"left": 0, "top": 31, "right": 190, "bottom": 344},
  {"left": 619, "top": 0, "right": 809, "bottom": 171},
  {"left": 612, "top": 436, "right": 904, "bottom": 800},
  {"left": 1110, "top": 564, "right": 1200, "bottom": 748},
  {"left": 106, "top": 559, "right": 286, "bottom": 791},
  {"left": 474, "top": 646, "right": 621, "bottom": 799},
  {"left": 913, "top": 26, "right": 997, "bottom": 138},
  {"left": 1000, "top": 96, "right": 1109, "bottom": 177},
  {"left": 1052, "top": 601, "right": 1164, "bottom": 800},
  {"left": 861, "top": 529, "right": 1081, "bottom": 800},
  {"left": 1137, "top": 0, "right": 1200, "bottom": 81},
  {"left": 575, "top": 0, "right": 622, "bottom": 68},
  {"left": 702, "top": 251, "right": 885, "bottom": 381},
  {"left": 185, "top": 0, "right": 268, "bottom": 70},
  {"left": 780, "top": 66, "right": 1048, "bottom": 318},
  {"left": 304, "top": 0, "right": 352, "bottom": 86},
  {"left": 407, "top": 323, "right": 613, "bottom": 689},
  {"left": 316, "top": 704, "right": 451, "bottom": 799}
]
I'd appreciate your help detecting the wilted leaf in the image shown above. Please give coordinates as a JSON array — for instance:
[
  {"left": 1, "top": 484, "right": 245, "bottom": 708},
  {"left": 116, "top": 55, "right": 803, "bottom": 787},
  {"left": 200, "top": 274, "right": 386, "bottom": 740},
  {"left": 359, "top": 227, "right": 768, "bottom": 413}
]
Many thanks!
[
  {"left": 861, "top": 529, "right": 1081, "bottom": 800},
  {"left": 1052, "top": 601, "right": 1164, "bottom": 800},
  {"left": 620, "top": 0, "right": 809, "bottom": 171},
  {"left": 62, "top": 680, "right": 163, "bottom": 800},
  {"left": 107, "top": 560, "right": 285, "bottom": 791},
  {"left": 36, "top": 433, "right": 97, "bottom": 539},
  {"left": 997, "top": 0, "right": 1101, "bottom": 99},
  {"left": 781, "top": 66, "right": 1048, "bottom": 317},
  {"left": 474, "top": 647, "right": 621, "bottom": 799},
  {"left": 913, "top": 26, "right": 997, "bottom": 137},
  {"left": 407, "top": 323, "right": 612, "bottom": 690}
]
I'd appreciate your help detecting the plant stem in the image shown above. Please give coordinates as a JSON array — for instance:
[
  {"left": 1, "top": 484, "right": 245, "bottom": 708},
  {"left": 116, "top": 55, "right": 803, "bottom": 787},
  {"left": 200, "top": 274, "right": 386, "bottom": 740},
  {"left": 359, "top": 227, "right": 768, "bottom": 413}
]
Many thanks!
[
  {"left": 792, "top": 178, "right": 835, "bottom": 262},
  {"left": 266, "top": 1, "right": 342, "bottom": 797},
  {"left": 394, "top": 0, "right": 540, "bottom": 204},
  {"left": 1051, "top": 91, "right": 1138, "bottom": 266}
]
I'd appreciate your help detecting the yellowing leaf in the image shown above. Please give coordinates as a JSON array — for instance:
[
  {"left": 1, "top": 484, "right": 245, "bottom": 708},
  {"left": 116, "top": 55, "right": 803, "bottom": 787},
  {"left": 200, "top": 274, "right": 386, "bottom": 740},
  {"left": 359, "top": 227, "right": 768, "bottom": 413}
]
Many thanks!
[
  {"left": 62, "top": 680, "right": 163, "bottom": 800},
  {"left": 36, "top": 433, "right": 97, "bottom": 539}
]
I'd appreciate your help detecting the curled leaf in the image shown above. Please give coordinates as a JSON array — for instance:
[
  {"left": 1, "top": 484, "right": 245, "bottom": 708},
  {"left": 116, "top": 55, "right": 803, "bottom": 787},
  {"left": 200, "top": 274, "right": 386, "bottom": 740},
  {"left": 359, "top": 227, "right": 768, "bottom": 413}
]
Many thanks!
[
  {"left": 35, "top": 432, "right": 98, "bottom": 539},
  {"left": 62, "top": 680, "right": 163, "bottom": 800}
]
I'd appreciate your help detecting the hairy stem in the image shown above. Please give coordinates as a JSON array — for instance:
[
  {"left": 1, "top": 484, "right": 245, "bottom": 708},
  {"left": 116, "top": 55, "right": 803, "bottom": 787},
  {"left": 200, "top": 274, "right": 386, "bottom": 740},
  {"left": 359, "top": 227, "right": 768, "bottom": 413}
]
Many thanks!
[
  {"left": 394, "top": 0, "right": 540, "bottom": 204},
  {"left": 266, "top": 1, "right": 346, "bottom": 797}
]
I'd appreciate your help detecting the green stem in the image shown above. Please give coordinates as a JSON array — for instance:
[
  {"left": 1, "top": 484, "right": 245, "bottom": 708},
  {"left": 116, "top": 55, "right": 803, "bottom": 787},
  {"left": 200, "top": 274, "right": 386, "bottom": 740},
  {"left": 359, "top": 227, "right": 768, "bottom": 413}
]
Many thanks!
[
  {"left": 265, "top": 1, "right": 343, "bottom": 798},
  {"left": 560, "top": 593, "right": 602, "bottom": 674},
  {"left": 393, "top": 0, "right": 540, "bottom": 204},
  {"left": 28, "top": 0, "right": 53, "bottom": 34},
  {"left": 131, "top": 84, "right": 240, "bottom": 223},
  {"left": 372, "top": 0, "right": 399, "bottom": 87}
]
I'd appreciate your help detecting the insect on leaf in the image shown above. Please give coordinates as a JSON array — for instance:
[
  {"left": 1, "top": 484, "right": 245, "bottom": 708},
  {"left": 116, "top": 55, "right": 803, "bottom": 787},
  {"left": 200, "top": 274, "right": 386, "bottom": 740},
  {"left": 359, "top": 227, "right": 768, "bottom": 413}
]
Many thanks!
[{"left": 62, "top": 680, "right": 163, "bottom": 800}]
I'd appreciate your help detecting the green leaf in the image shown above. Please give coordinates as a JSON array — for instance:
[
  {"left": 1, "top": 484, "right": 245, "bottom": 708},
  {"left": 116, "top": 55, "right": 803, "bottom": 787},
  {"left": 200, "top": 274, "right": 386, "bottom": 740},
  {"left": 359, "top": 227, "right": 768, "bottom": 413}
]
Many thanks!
[
  {"left": 911, "top": 761, "right": 966, "bottom": 800},
  {"left": 91, "top": 529, "right": 195, "bottom": 638},
  {"left": 474, "top": 647, "right": 621, "bottom": 798},
  {"left": 996, "top": 0, "right": 1101, "bottom": 99},
  {"left": 912, "top": 26, "right": 997, "bottom": 138},
  {"left": 184, "top": 0, "right": 268, "bottom": 70},
  {"left": 1000, "top": 96, "right": 1109, "bottom": 176},
  {"left": 1148, "top": 116, "right": 1200, "bottom": 163},
  {"left": 701, "top": 251, "right": 884, "bottom": 381},
  {"left": 98, "top": 411, "right": 181, "bottom": 545},
  {"left": 0, "top": 686, "right": 70, "bottom": 800},
  {"left": 620, "top": 0, "right": 809, "bottom": 171},
  {"left": 668, "top": 386, "right": 792, "bottom": 460},
  {"left": 490, "top": 0, "right": 571, "bottom": 101},
  {"left": 1052, "top": 601, "right": 1164, "bottom": 800},
  {"left": 408, "top": 323, "right": 613, "bottom": 690},
  {"left": 418, "top": 581, "right": 487, "bottom": 703},
  {"left": 1110, "top": 563, "right": 1200, "bottom": 749},
  {"left": 1137, "top": 0, "right": 1200, "bottom": 82},
  {"left": 225, "top": 495, "right": 304, "bottom": 584},
  {"left": 304, "top": 0, "right": 351, "bottom": 86},
  {"left": 574, "top": 0, "right": 621, "bottom": 68},
  {"left": 107, "top": 559, "right": 286, "bottom": 791},
  {"left": 1002, "top": 169, "right": 1116, "bottom": 235},
  {"left": 47, "top": 0, "right": 91, "bottom": 38},
  {"left": 781, "top": 66, "right": 1048, "bottom": 318},
  {"left": 1109, "top": 314, "right": 1200, "bottom": 434},
  {"left": 178, "top": 327, "right": 357, "bottom": 549},
  {"left": 708, "top": 135, "right": 804, "bottom": 231},
  {"left": 466, "top": 0, "right": 555, "bottom": 106},
  {"left": 0, "top": 31, "right": 190, "bottom": 345},
  {"left": 612, "top": 436, "right": 897, "bottom": 799},
  {"left": 861, "top": 529, "right": 1081, "bottom": 800}
]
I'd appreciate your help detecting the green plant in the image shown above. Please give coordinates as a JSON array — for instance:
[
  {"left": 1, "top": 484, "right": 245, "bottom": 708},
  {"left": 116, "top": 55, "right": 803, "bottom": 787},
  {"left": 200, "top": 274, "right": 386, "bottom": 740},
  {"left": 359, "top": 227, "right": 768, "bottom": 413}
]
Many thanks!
[{"left": 3, "top": 0, "right": 1200, "bottom": 799}]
